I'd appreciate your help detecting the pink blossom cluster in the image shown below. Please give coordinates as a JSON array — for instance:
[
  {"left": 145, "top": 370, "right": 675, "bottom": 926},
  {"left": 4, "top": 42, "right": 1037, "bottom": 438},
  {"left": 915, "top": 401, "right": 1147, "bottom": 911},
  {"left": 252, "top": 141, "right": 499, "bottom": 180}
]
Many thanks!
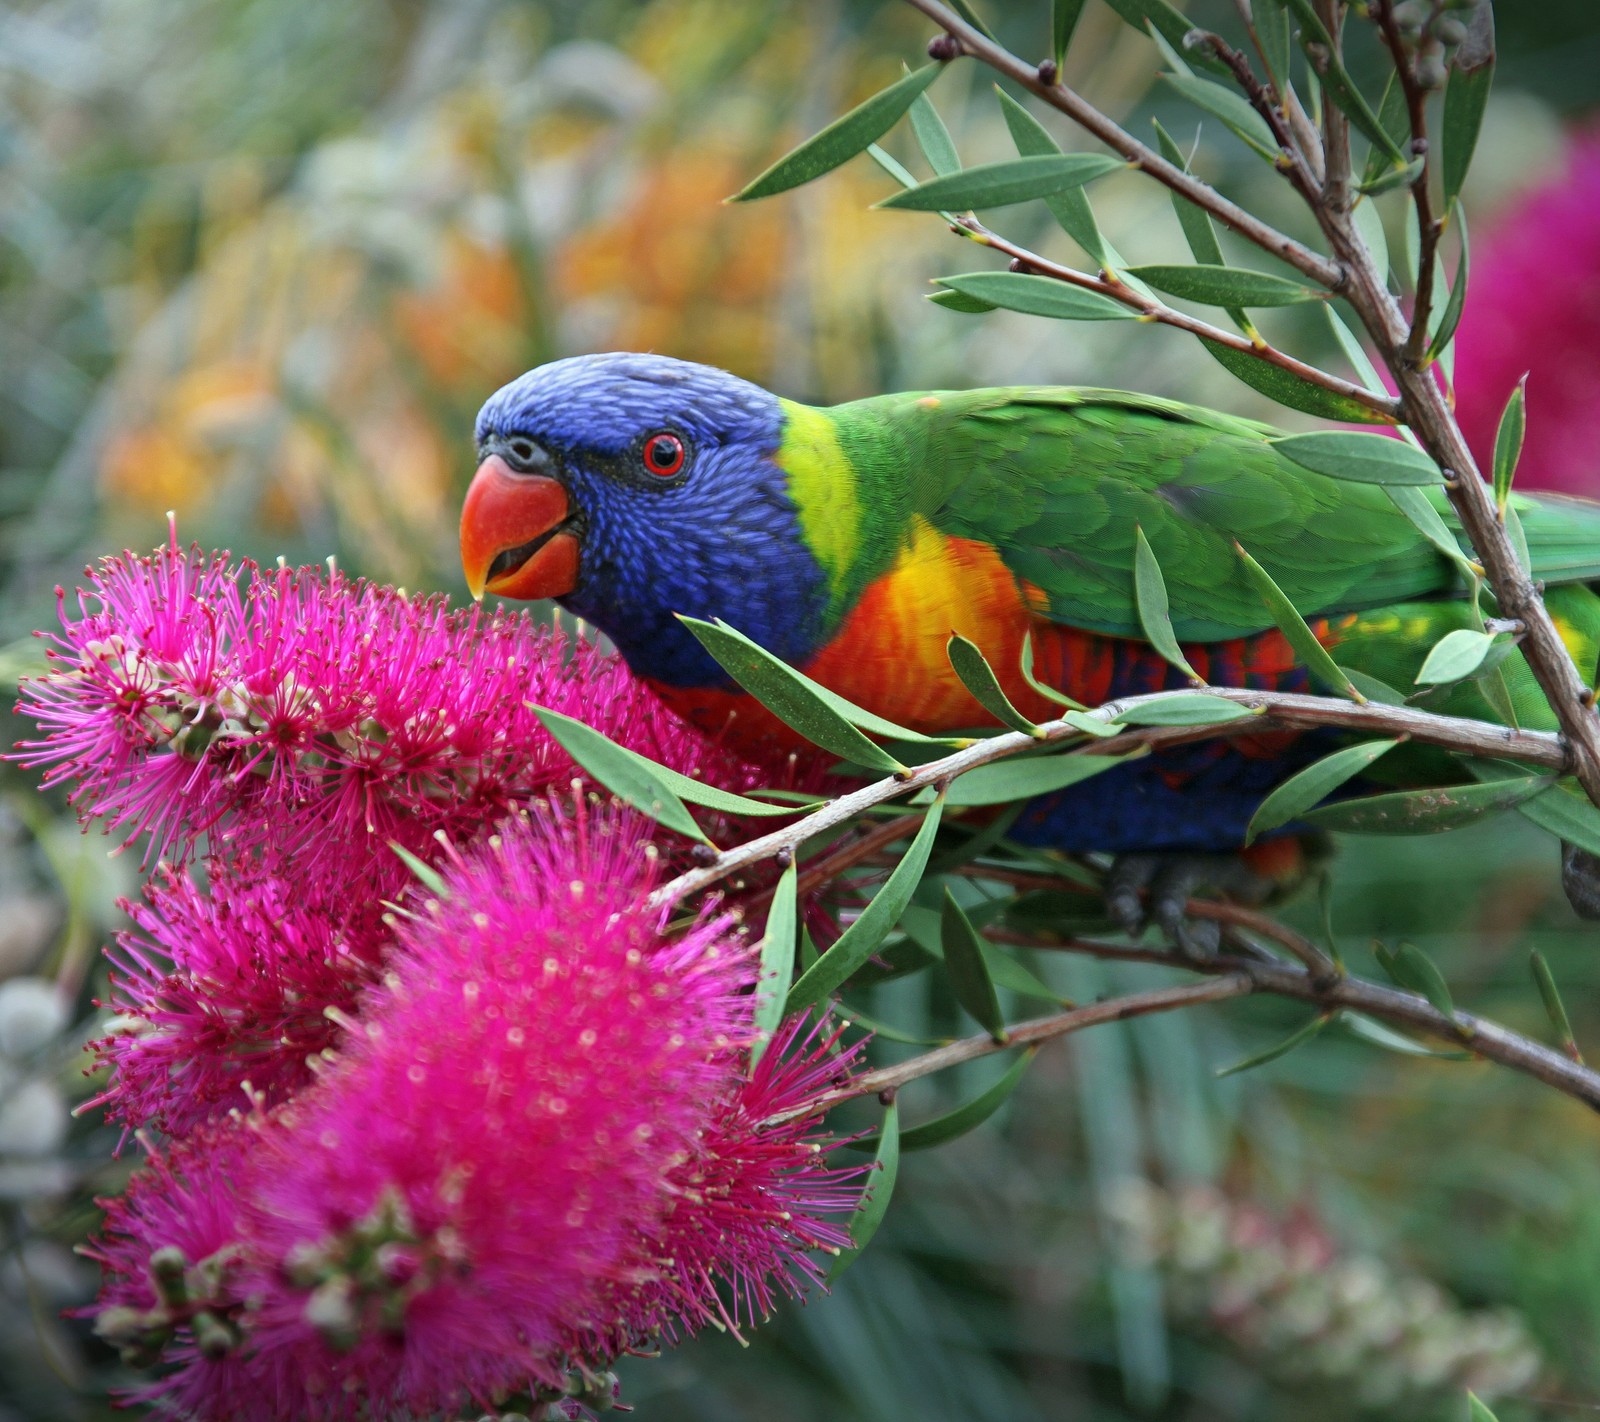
[{"left": 11, "top": 533, "right": 862, "bottom": 1419}]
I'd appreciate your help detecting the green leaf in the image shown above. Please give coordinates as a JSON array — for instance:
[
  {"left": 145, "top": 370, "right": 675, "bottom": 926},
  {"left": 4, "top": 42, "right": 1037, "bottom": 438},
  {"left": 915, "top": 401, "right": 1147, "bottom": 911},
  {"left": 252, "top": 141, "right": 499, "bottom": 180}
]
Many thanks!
[
  {"left": 1516, "top": 776, "right": 1600, "bottom": 859},
  {"left": 1339, "top": 667, "right": 1407, "bottom": 705},
  {"left": 1504, "top": 498, "right": 1533, "bottom": 576},
  {"left": 1492, "top": 375, "right": 1527, "bottom": 512},
  {"left": 877, "top": 153, "right": 1123, "bottom": 211},
  {"left": 1426, "top": 205, "right": 1469, "bottom": 362},
  {"left": 947, "top": 634, "right": 1041, "bottom": 736},
  {"left": 1127, "top": 263, "right": 1325, "bottom": 308},
  {"left": 947, "top": 0, "right": 996, "bottom": 41},
  {"left": 1384, "top": 941, "right": 1456, "bottom": 1021},
  {"left": 1360, "top": 72, "right": 1412, "bottom": 191},
  {"left": 1216, "top": 1012, "right": 1330, "bottom": 1077},
  {"left": 934, "top": 748, "right": 1129, "bottom": 807},
  {"left": 866, "top": 141, "right": 917, "bottom": 189},
  {"left": 927, "top": 287, "right": 998, "bottom": 313},
  {"left": 751, "top": 864, "right": 798, "bottom": 1069},
  {"left": 941, "top": 889, "right": 1007, "bottom": 1040},
  {"left": 679, "top": 617, "right": 953, "bottom": 768},
  {"left": 534, "top": 707, "right": 710, "bottom": 842},
  {"left": 1279, "top": 0, "right": 1405, "bottom": 163},
  {"left": 898, "top": 903, "right": 1067, "bottom": 1003},
  {"left": 1236, "top": 542, "right": 1367, "bottom": 700},
  {"left": 1304, "top": 774, "right": 1545, "bottom": 835},
  {"left": 829, "top": 1102, "right": 899, "bottom": 1280},
  {"left": 996, "top": 89, "right": 1109, "bottom": 268},
  {"left": 1114, "top": 696, "right": 1259, "bottom": 726},
  {"left": 1326, "top": 304, "right": 1387, "bottom": 391},
  {"left": 1104, "top": 0, "right": 1230, "bottom": 78},
  {"left": 1441, "top": 5, "right": 1495, "bottom": 209},
  {"left": 1252, "top": 0, "right": 1292, "bottom": 89},
  {"left": 1053, "top": 0, "right": 1087, "bottom": 68},
  {"left": 1272, "top": 430, "right": 1441, "bottom": 485},
  {"left": 1133, "top": 524, "right": 1200, "bottom": 682},
  {"left": 1063, "top": 710, "right": 1124, "bottom": 738},
  {"left": 390, "top": 842, "right": 449, "bottom": 899},
  {"left": 731, "top": 64, "right": 942, "bottom": 201},
  {"left": 1352, "top": 196, "right": 1389, "bottom": 288},
  {"left": 1020, "top": 629, "right": 1089, "bottom": 711},
  {"left": 1357, "top": 155, "right": 1423, "bottom": 196},
  {"left": 908, "top": 86, "right": 960, "bottom": 177},
  {"left": 1529, "top": 949, "right": 1580, "bottom": 1060},
  {"left": 933, "top": 271, "right": 1134, "bottom": 322},
  {"left": 784, "top": 795, "right": 946, "bottom": 1014},
  {"left": 1466, "top": 1392, "right": 1501, "bottom": 1422},
  {"left": 1384, "top": 483, "right": 1476, "bottom": 576},
  {"left": 1245, "top": 739, "right": 1400, "bottom": 845},
  {"left": 1153, "top": 118, "right": 1251, "bottom": 335},
  {"left": 1159, "top": 71, "right": 1278, "bottom": 159},
  {"left": 1338, "top": 1010, "right": 1472, "bottom": 1060},
  {"left": 854, "top": 1047, "right": 1037, "bottom": 1152},
  {"left": 1415, "top": 628, "right": 1498, "bottom": 685}
]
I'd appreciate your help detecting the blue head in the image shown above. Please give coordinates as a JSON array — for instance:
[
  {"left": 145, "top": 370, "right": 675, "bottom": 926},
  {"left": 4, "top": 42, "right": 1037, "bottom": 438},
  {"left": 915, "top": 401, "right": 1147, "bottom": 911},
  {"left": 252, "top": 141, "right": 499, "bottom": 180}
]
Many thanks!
[{"left": 460, "top": 352, "right": 832, "bottom": 686}]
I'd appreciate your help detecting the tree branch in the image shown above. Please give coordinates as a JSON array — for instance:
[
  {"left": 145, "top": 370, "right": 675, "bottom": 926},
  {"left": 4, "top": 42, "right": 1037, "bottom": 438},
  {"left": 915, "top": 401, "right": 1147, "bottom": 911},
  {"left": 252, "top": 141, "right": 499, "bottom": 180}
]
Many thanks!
[{"left": 900, "top": 0, "right": 1345, "bottom": 290}]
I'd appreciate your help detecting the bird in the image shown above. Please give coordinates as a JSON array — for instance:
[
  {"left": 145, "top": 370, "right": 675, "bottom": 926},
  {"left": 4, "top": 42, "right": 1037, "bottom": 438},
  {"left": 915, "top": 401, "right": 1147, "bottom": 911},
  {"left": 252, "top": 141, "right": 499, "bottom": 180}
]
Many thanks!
[{"left": 458, "top": 351, "right": 1600, "bottom": 946}]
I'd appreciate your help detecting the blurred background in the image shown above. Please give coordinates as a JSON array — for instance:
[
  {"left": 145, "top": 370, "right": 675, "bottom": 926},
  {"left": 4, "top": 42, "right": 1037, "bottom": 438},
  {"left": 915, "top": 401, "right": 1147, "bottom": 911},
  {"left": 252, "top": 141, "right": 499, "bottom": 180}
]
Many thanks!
[{"left": 3, "top": 0, "right": 1600, "bottom": 1417}]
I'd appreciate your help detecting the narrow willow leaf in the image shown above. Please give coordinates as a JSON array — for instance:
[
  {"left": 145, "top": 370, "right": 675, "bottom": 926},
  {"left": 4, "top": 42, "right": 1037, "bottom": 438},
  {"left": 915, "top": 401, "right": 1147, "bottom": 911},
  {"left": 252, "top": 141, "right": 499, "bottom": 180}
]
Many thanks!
[
  {"left": 390, "top": 842, "right": 449, "bottom": 899},
  {"left": 1159, "top": 71, "right": 1277, "bottom": 158},
  {"left": 1516, "top": 776, "right": 1600, "bottom": 859},
  {"left": 947, "top": 0, "right": 995, "bottom": 40},
  {"left": 934, "top": 271, "right": 1134, "bottom": 322},
  {"left": 1104, "top": 0, "right": 1231, "bottom": 78},
  {"left": 1360, "top": 73, "right": 1411, "bottom": 191},
  {"left": 1357, "top": 155, "right": 1423, "bottom": 196},
  {"left": 1529, "top": 949, "right": 1580, "bottom": 1061},
  {"left": 1236, "top": 542, "right": 1366, "bottom": 700},
  {"left": 1020, "top": 629, "right": 1089, "bottom": 711},
  {"left": 927, "top": 802, "right": 1025, "bottom": 876},
  {"left": 1245, "top": 739, "right": 1399, "bottom": 845},
  {"left": 1151, "top": 120, "right": 1248, "bottom": 332},
  {"left": 941, "top": 889, "right": 1006, "bottom": 1040},
  {"left": 1504, "top": 499, "right": 1533, "bottom": 576},
  {"left": 935, "top": 749, "right": 1129, "bottom": 807},
  {"left": 1127, "top": 263, "right": 1325, "bottom": 308},
  {"left": 1252, "top": 0, "right": 1291, "bottom": 89},
  {"left": 947, "top": 634, "right": 1041, "bottom": 736},
  {"left": 1391, "top": 941, "right": 1456, "bottom": 1021},
  {"left": 1053, "top": 0, "right": 1087, "bottom": 67},
  {"left": 1326, "top": 305, "right": 1386, "bottom": 391},
  {"left": 828, "top": 1102, "right": 899, "bottom": 1280},
  {"left": 1216, "top": 1012, "right": 1330, "bottom": 1077},
  {"left": 1064, "top": 710, "right": 1123, "bottom": 738},
  {"left": 1114, "top": 696, "right": 1258, "bottom": 727},
  {"left": 898, "top": 903, "right": 1066, "bottom": 1004},
  {"left": 1415, "top": 628, "right": 1497, "bottom": 685},
  {"left": 1384, "top": 484, "right": 1475, "bottom": 575},
  {"left": 534, "top": 707, "right": 709, "bottom": 842},
  {"left": 784, "top": 795, "right": 945, "bottom": 1014},
  {"left": 996, "top": 89, "right": 1108, "bottom": 267},
  {"left": 1279, "top": 0, "right": 1405, "bottom": 163},
  {"left": 1338, "top": 1010, "right": 1471, "bottom": 1060},
  {"left": 1441, "top": 5, "right": 1495, "bottom": 209},
  {"left": 835, "top": 1000, "right": 947, "bottom": 1044},
  {"left": 928, "top": 288, "right": 998, "bottom": 313},
  {"left": 1304, "top": 774, "right": 1544, "bottom": 835},
  {"left": 733, "top": 65, "right": 941, "bottom": 201},
  {"left": 1426, "top": 205, "right": 1469, "bottom": 362},
  {"left": 1338, "top": 667, "right": 1406, "bottom": 705},
  {"left": 866, "top": 141, "right": 917, "bottom": 189},
  {"left": 1272, "top": 431, "right": 1441, "bottom": 485},
  {"left": 751, "top": 864, "right": 798, "bottom": 1069},
  {"left": 682, "top": 614, "right": 958, "bottom": 747},
  {"left": 1467, "top": 1393, "right": 1501, "bottom": 1422},
  {"left": 1493, "top": 376, "right": 1527, "bottom": 512},
  {"left": 1133, "top": 525, "right": 1200, "bottom": 681},
  {"left": 877, "top": 153, "right": 1123, "bottom": 211},
  {"left": 909, "top": 87, "right": 960, "bottom": 176},
  {"left": 854, "top": 1047, "right": 1037, "bottom": 1152},
  {"left": 1352, "top": 197, "right": 1389, "bottom": 288}
]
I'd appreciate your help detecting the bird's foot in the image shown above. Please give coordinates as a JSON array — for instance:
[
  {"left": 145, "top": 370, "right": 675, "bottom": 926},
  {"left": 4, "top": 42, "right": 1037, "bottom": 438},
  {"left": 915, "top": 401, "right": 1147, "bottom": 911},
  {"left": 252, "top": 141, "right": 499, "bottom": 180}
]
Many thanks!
[{"left": 1105, "top": 838, "right": 1318, "bottom": 961}]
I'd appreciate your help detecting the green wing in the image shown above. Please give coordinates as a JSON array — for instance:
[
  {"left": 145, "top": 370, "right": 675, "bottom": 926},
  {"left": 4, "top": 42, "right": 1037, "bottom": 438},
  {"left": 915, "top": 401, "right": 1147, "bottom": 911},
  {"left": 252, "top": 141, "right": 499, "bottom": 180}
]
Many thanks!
[{"left": 837, "top": 387, "right": 1600, "bottom": 642}]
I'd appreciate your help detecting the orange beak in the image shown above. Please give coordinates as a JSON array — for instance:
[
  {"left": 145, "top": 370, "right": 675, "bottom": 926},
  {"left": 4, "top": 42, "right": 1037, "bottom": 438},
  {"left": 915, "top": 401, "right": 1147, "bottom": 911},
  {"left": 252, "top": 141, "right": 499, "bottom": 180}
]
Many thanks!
[{"left": 459, "top": 454, "right": 580, "bottom": 602}]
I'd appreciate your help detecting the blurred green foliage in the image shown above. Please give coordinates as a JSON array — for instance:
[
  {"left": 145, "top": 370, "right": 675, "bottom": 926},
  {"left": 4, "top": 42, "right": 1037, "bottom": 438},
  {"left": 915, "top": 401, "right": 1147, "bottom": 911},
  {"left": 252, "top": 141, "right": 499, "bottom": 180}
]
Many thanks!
[{"left": 4, "top": 0, "right": 1600, "bottom": 1418}]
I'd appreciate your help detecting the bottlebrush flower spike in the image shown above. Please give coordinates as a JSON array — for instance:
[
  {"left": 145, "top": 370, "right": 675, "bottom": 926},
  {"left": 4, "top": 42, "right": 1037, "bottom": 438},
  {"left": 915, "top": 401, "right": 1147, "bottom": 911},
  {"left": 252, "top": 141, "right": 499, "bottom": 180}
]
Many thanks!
[
  {"left": 12, "top": 525, "right": 798, "bottom": 870},
  {"left": 84, "top": 808, "right": 863, "bottom": 1420}
]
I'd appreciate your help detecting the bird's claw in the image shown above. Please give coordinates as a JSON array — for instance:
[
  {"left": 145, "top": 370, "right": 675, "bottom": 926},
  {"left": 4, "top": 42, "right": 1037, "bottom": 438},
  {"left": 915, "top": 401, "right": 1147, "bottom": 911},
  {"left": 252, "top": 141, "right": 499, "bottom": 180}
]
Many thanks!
[{"left": 1105, "top": 850, "right": 1281, "bottom": 961}]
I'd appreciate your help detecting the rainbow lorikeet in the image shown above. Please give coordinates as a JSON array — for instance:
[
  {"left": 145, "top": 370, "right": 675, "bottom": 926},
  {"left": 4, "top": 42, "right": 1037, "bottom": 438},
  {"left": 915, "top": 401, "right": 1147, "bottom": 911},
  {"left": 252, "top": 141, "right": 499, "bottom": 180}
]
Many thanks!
[{"left": 458, "top": 353, "right": 1600, "bottom": 940}]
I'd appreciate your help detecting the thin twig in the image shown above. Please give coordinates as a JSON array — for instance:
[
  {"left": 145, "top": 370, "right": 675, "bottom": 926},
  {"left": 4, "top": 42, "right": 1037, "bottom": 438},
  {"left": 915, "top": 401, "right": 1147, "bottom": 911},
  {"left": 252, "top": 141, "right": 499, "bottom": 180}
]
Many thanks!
[
  {"left": 902, "top": 0, "right": 1345, "bottom": 289},
  {"left": 964, "top": 220, "right": 1398, "bottom": 419},
  {"left": 650, "top": 685, "right": 1566, "bottom": 911}
]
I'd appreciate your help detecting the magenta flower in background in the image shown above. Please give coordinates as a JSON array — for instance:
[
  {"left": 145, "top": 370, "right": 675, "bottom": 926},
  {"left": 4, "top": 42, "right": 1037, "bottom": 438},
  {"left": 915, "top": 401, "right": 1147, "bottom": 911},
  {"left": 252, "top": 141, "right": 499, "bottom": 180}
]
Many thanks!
[
  {"left": 84, "top": 809, "right": 863, "bottom": 1421},
  {"left": 1453, "top": 124, "right": 1600, "bottom": 498},
  {"left": 13, "top": 529, "right": 800, "bottom": 871}
]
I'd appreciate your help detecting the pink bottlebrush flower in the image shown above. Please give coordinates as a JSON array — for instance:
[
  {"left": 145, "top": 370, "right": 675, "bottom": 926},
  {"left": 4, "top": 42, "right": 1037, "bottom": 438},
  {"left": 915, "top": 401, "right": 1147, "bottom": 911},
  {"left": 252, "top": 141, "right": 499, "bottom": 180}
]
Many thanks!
[
  {"left": 12, "top": 527, "right": 805, "bottom": 871},
  {"left": 89, "top": 845, "right": 408, "bottom": 1138},
  {"left": 1453, "top": 124, "right": 1600, "bottom": 498},
  {"left": 83, "top": 808, "right": 863, "bottom": 1421}
]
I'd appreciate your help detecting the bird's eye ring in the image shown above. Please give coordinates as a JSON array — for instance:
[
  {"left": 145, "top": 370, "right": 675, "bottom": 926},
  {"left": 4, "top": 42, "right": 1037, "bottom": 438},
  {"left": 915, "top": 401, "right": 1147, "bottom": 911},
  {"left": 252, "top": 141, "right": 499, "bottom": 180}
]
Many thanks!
[{"left": 642, "top": 432, "right": 686, "bottom": 479}]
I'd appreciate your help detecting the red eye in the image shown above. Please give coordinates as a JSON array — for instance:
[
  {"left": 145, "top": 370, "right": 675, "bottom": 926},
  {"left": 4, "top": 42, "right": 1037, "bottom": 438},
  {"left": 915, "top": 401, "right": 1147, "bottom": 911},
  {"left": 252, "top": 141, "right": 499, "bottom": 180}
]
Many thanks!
[{"left": 642, "top": 432, "right": 685, "bottom": 478}]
